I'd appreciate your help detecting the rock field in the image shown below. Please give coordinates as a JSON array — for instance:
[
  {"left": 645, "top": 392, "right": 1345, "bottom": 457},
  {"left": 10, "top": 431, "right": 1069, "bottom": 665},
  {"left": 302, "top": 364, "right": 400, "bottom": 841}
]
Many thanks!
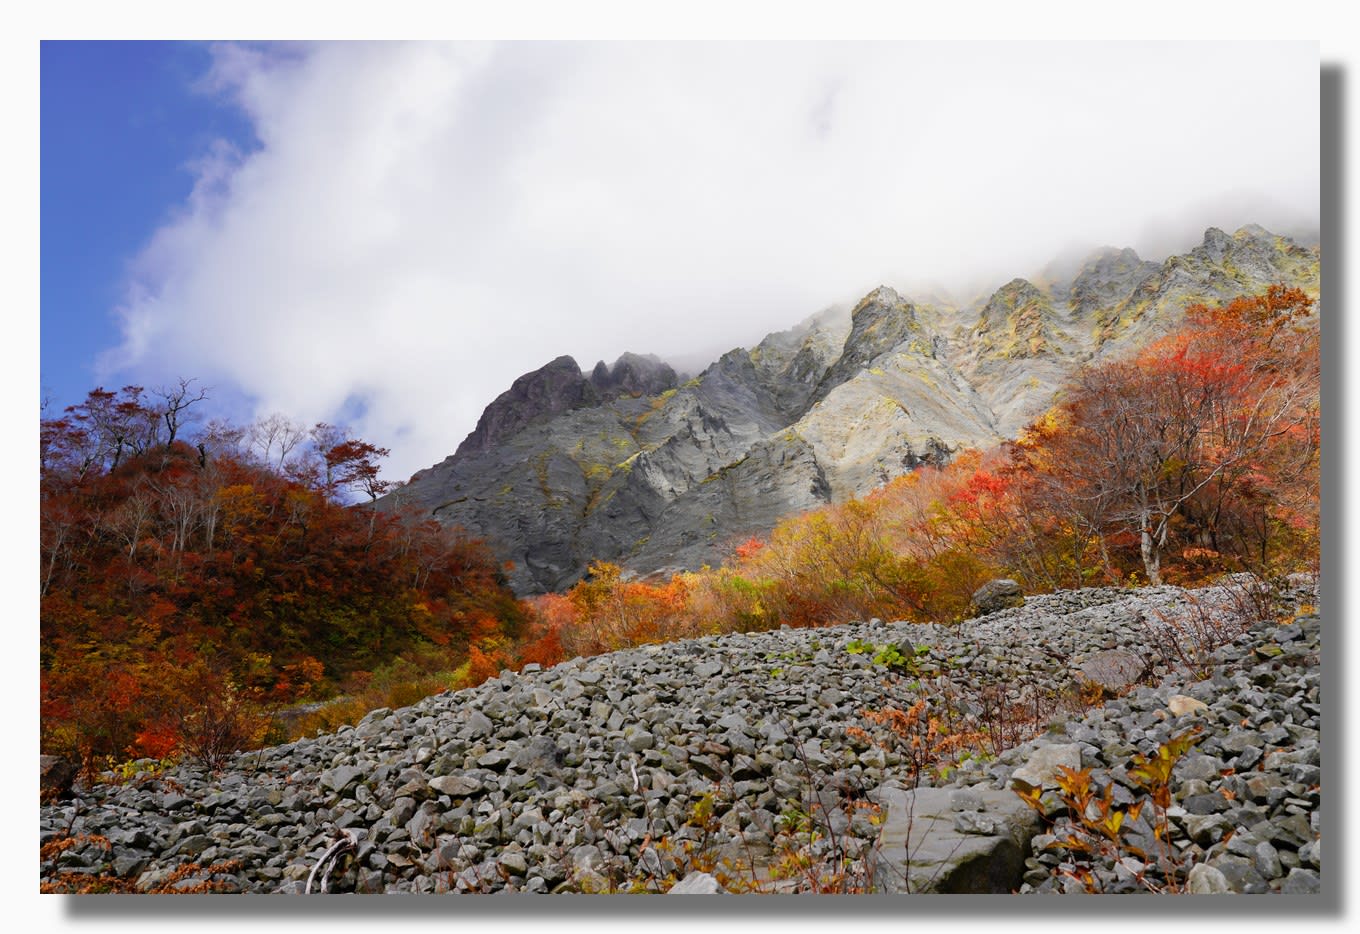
[{"left": 40, "top": 577, "right": 1321, "bottom": 895}]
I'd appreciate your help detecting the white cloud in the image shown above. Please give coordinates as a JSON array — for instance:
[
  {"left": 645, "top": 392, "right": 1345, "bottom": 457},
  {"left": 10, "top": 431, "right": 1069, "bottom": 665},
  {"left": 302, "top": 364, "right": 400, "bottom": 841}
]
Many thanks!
[{"left": 99, "top": 40, "right": 1320, "bottom": 483}]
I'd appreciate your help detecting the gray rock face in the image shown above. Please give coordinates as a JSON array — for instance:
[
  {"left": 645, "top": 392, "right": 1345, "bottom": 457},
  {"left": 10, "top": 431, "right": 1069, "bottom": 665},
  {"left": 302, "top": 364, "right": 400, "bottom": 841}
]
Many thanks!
[
  {"left": 455, "top": 355, "right": 602, "bottom": 458},
  {"left": 810, "top": 287, "right": 926, "bottom": 406},
  {"left": 1068, "top": 248, "right": 1161, "bottom": 322},
  {"left": 630, "top": 432, "right": 832, "bottom": 576},
  {"left": 1088, "top": 224, "right": 1320, "bottom": 359},
  {"left": 956, "top": 277, "right": 1084, "bottom": 438},
  {"left": 384, "top": 226, "right": 1317, "bottom": 596},
  {"left": 457, "top": 353, "right": 679, "bottom": 459},
  {"left": 384, "top": 313, "right": 848, "bottom": 593},
  {"left": 589, "top": 352, "right": 679, "bottom": 400}
]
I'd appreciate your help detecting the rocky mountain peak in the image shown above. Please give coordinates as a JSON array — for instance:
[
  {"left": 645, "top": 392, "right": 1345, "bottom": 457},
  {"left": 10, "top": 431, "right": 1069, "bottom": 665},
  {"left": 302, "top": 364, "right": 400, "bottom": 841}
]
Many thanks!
[
  {"left": 454, "top": 353, "right": 680, "bottom": 459},
  {"left": 811, "top": 286, "right": 923, "bottom": 404},
  {"left": 987, "top": 277, "right": 1045, "bottom": 308},
  {"left": 1140, "top": 224, "right": 1319, "bottom": 308},
  {"left": 1077, "top": 246, "right": 1145, "bottom": 277},
  {"left": 1068, "top": 247, "right": 1159, "bottom": 320},
  {"left": 1081, "top": 222, "right": 1319, "bottom": 357},
  {"left": 588, "top": 352, "right": 678, "bottom": 399},
  {"left": 971, "top": 278, "right": 1060, "bottom": 360},
  {"left": 1201, "top": 226, "right": 1235, "bottom": 262},
  {"left": 454, "top": 355, "right": 599, "bottom": 458},
  {"left": 1223, "top": 224, "right": 1305, "bottom": 275},
  {"left": 858, "top": 284, "right": 906, "bottom": 309},
  {"left": 846, "top": 287, "right": 921, "bottom": 340},
  {"left": 1198, "top": 223, "right": 1279, "bottom": 267}
]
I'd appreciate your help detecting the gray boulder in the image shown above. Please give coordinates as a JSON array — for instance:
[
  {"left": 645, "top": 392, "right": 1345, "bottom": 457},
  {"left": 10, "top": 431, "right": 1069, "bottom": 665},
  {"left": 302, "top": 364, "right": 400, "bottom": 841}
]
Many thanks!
[
  {"left": 872, "top": 784, "right": 1040, "bottom": 893},
  {"left": 1010, "top": 743, "right": 1082, "bottom": 791},
  {"left": 40, "top": 756, "right": 75, "bottom": 801},
  {"left": 1074, "top": 649, "right": 1147, "bottom": 696},
  {"left": 1186, "top": 863, "right": 1232, "bottom": 894},
  {"left": 972, "top": 579, "right": 1024, "bottom": 615}
]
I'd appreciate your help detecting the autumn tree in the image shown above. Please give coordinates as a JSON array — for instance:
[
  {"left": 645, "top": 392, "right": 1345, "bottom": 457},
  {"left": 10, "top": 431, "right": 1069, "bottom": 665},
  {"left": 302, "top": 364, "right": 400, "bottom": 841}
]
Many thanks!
[
  {"left": 1014, "top": 286, "right": 1319, "bottom": 584},
  {"left": 247, "top": 413, "right": 308, "bottom": 471},
  {"left": 40, "top": 382, "right": 526, "bottom": 769},
  {"left": 1178, "top": 286, "right": 1320, "bottom": 573},
  {"left": 1005, "top": 411, "right": 1121, "bottom": 584},
  {"left": 153, "top": 378, "right": 209, "bottom": 447},
  {"left": 558, "top": 561, "right": 691, "bottom": 655},
  {"left": 323, "top": 438, "right": 392, "bottom": 503}
]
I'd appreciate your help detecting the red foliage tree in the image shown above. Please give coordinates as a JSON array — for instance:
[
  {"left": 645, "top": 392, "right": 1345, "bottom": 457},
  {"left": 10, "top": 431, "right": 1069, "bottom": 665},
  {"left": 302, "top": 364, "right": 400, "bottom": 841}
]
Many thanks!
[
  {"left": 1011, "top": 285, "right": 1318, "bottom": 584},
  {"left": 40, "top": 385, "right": 526, "bottom": 769}
]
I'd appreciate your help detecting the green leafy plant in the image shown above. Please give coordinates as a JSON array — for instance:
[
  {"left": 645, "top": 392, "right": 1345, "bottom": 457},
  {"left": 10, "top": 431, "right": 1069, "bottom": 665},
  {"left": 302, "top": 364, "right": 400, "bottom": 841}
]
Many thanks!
[{"left": 846, "top": 639, "right": 930, "bottom": 674}]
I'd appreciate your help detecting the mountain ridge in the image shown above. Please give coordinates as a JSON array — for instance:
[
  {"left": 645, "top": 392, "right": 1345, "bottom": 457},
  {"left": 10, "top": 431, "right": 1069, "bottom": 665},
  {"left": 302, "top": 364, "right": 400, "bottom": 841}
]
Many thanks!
[{"left": 385, "top": 225, "right": 1320, "bottom": 595}]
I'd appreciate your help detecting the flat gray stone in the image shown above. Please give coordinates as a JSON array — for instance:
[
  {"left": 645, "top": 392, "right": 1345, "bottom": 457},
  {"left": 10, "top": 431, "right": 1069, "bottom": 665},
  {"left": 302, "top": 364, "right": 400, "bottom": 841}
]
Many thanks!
[
  {"left": 321, "top": 765, "right": 363, "bottom": 794},
  {"left": 429, "top": 774, "right": 482, "bottom": 797},
  {"left": 1010, "top": 744, "right": 1081, "bottom": 789},
  {"left": 1281, "top": 867, "right": 1321, "bottom": 894},
  {"left": 668, "top": 871, "right": 726, "bottom": 894},
  {"left": 465, "top": 710, "right": 494, "bottom": 737},
  {"left": 1075, "top": 650, "right": 1146, "bottom": 694},
  {"left": 1186, "top": 864, "right": 1231, "bottom": 894},
  {"left": 873, "top": 785, "right": 1039, "bottom": 893}
]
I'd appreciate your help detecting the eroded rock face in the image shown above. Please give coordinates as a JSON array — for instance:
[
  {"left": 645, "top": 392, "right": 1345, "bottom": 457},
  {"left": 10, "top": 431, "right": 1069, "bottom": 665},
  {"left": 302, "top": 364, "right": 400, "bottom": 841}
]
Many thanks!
[
  {"left": 589, "top": 352, "right": 679, "bottom": 400},
  {"left": 385, "top": 226, "right": 1318, "bottom": 595},
  {"left": 454, "top": 353, "right": 681, "bottom": 461},
  {"left": 1068, "top": 247, "right": 1161, "bottom": 322},
  {"left": 454, "top": 356, "right": 602, "bottom": 458}
]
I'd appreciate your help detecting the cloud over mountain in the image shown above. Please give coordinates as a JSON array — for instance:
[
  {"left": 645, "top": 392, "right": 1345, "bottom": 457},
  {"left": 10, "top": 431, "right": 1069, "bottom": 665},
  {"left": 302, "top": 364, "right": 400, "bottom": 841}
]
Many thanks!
[{"left": 99, "top": 41, "right": 1319, "bottom": 482}]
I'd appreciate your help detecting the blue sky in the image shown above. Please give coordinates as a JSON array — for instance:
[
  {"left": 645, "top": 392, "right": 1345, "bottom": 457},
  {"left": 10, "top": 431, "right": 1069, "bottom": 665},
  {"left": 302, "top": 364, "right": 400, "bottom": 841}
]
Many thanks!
[
  {"left": 41, "top": 41, "right": 256, "bottom": 414},
  {"left": 39, "top": 40, "right": 1322, "bottom": 485}
]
